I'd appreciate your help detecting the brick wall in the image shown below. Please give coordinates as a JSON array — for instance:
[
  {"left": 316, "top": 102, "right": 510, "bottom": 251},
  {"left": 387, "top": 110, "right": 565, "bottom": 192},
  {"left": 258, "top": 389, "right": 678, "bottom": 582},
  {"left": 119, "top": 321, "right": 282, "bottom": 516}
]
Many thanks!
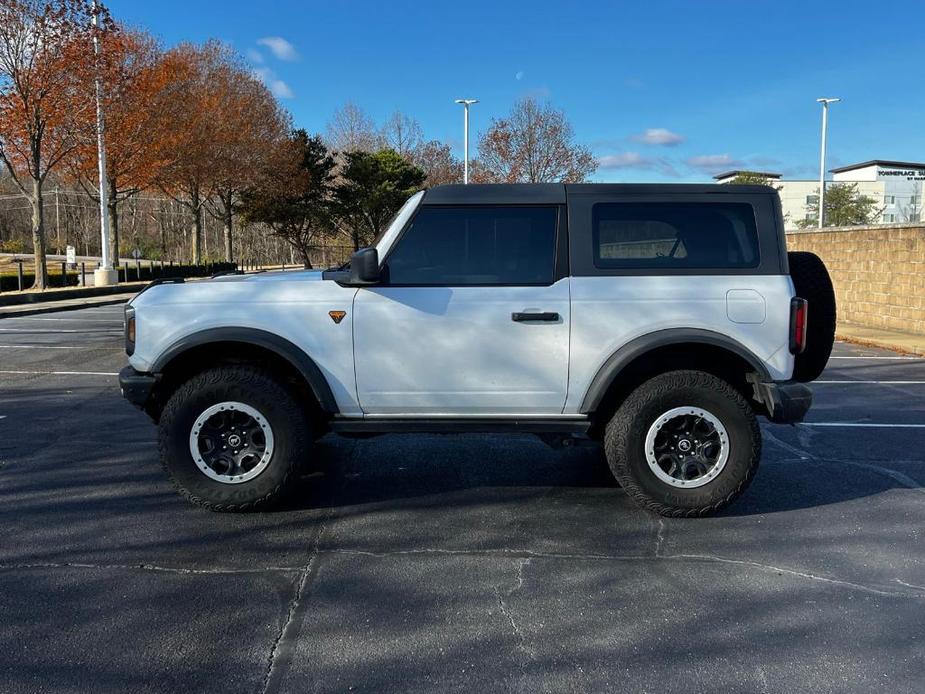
[{"left": 786, "top": 223, "right": 925, "bottom": 335}]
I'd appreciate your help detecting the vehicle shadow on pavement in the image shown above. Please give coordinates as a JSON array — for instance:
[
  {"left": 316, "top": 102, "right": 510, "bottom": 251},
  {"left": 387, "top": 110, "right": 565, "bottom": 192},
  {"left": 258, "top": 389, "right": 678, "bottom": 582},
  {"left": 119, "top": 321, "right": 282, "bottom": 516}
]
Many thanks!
[{"left": 272, "top": 431, "right": 911, "bottom": 519}]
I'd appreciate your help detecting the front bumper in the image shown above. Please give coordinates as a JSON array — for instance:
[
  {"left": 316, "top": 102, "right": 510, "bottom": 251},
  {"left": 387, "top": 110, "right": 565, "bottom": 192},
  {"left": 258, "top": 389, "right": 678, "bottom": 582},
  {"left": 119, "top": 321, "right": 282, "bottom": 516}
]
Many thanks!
[
  {"left": 750, "top": 378, "right": 813, "bottom": 424},
  {"left": 119, "top": 365, "right": 157, "bottom": 409}
]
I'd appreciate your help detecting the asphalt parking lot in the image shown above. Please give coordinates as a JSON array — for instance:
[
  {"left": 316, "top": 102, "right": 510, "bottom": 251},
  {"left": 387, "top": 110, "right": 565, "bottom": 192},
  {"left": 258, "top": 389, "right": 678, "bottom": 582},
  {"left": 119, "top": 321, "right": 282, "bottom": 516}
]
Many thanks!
[{"left": 1, "top": 303, "right": 924, "bottom": 693}]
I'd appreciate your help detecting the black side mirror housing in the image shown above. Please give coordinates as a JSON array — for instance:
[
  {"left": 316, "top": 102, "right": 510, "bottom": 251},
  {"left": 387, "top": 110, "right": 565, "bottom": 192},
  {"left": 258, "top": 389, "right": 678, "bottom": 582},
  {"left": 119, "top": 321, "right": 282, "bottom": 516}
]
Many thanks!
[{"left": 349, "top": 247, "right": 380, "bottom": 285}]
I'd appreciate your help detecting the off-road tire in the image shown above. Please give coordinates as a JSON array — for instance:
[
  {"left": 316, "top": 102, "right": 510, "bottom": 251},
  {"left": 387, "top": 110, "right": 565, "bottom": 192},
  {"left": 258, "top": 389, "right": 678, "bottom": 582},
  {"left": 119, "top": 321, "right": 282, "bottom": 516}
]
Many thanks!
[
  {"left": 158, "top": 366, "right": 311, "bottom": 511},
  {"left": 604, "top": 370, "right": 761, "bottom": 517},
  {"left": 788, "top": 250, "right": 836, "bottom": 383}
]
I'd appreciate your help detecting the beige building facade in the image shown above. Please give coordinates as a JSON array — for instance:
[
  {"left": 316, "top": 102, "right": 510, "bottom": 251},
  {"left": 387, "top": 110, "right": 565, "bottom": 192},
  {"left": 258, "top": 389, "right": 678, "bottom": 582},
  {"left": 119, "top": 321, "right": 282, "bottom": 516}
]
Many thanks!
[{"left": 714, "top": 160, "right": 925, "bottom": 229}]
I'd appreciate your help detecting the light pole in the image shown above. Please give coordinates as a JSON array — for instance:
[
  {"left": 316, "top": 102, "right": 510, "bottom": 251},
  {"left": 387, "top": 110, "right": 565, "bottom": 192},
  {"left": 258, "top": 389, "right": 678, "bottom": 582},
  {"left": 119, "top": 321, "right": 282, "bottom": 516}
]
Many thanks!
[
  {"left": 92, "top": 0, "right": 117, "bottom": 285},
  {"left": 816, "top": 97, "right": 840, "bottom": 229},
  {"left": 454, "top": 99, "right": 478, "bottom": 184}
]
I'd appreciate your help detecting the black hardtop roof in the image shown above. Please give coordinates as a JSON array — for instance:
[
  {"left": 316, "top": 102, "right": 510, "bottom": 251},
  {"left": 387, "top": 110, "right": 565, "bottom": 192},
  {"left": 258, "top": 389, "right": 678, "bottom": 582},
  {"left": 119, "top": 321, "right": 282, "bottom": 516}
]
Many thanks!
[{"left": 422, "top": 183, "right": 777, "bottom": 205}]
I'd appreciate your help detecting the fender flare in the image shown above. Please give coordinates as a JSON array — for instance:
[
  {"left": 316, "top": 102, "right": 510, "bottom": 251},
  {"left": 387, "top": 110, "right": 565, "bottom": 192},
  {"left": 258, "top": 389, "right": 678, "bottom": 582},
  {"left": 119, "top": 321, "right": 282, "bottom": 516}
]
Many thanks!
[
  {"left": 579, "top": 328, "right": 771, "bottom": 414},
  {"left": 151, "top": 327, "right": 339, "bottom": 414}
]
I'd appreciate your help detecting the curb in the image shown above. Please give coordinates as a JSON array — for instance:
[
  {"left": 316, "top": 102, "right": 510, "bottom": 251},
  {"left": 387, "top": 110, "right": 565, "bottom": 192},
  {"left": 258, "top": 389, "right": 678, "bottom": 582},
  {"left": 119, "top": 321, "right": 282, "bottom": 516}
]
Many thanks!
[
  {"left": 0, "top": 296, "right": 133, "bottom": 319},
  {"left": 836, "top": 331, "right": 925, "bottom": 358},
  {"left": 0, "top": 283, "right": 146, "bottom": 307}
]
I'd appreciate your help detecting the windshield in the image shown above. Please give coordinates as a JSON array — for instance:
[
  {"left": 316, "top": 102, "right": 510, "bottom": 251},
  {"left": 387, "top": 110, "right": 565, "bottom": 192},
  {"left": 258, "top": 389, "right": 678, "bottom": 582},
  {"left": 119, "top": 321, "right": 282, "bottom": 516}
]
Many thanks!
[{"left": 373, "top": 190, "right": 425, "bottom": 256}]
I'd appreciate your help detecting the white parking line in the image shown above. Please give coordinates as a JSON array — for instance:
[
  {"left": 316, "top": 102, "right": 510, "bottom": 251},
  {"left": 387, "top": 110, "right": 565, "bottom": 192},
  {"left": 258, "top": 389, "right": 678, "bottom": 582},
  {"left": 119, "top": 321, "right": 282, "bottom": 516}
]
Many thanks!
[
  {"left": 829, "top": 356, "right": 922, "bottom": 360},
  {"left": 0, "top": 370, "right": 118, "bottom": 376},
  {"left": 803, "top": 423, "right": 925, "bottom": 429},
  {"left": 815, "top": 380, "right": 925, "bottom": 384},
  {"left": 0, "top": 328, "right": 121, "bottom": 333},
  {"left": 0, "top": 344, "right": 118, "bottom": 349},
  {"left": 6, "top": 317, "right": 123, "bottom": 323}
]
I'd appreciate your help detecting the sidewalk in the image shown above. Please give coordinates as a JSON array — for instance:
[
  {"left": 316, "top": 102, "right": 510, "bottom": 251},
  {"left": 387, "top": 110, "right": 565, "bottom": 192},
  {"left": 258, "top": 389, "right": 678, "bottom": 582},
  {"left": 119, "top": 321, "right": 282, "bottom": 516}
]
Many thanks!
[{"left": 836, "top": 322, "right": 925, "bottom": 356}]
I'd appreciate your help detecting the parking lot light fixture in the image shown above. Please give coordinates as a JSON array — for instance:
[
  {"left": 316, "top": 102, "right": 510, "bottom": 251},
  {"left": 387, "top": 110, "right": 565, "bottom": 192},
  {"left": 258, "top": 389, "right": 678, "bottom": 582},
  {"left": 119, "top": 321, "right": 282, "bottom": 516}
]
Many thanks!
[
  {"left": 454, "top": 99, "right": 478, "bottom": 184},
  {"left": 816, "top": 97, "right": 840, "bottom": 229}
]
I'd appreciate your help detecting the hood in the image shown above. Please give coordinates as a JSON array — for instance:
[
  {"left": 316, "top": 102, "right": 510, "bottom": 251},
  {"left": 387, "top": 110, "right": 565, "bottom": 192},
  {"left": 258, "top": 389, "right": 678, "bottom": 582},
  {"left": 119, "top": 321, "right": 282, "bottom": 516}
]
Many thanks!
[
  {"left": 209, "top": 269, "right": 325, "bottom": 283},
  {"left": 129, "top": 269, "right": 334, "bottom": 308}
]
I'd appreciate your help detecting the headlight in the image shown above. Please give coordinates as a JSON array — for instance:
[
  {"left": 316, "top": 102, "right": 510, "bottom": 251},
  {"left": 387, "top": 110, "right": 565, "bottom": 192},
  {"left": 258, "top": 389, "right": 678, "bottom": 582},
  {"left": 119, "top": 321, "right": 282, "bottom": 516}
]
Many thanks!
[{"left": 124, "top": 306, "right": 136, "bottom": 356}]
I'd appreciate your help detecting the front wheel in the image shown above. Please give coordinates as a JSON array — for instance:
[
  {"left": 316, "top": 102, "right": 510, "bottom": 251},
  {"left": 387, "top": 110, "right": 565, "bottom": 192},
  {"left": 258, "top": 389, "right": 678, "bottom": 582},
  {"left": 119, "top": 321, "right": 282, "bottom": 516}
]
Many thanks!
[
  {"left": 158, "top": 366, "right": 311, "bottom": 511},
  {"left": 604, "top": 370, "right": 761, "bottom": 517}
]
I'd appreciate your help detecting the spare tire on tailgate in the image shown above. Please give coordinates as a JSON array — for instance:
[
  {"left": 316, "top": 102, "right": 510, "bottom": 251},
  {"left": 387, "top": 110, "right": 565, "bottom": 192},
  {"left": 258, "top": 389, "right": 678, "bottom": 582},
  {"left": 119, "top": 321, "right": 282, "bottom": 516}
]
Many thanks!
[{"left": 788, "top": 251, "right": 836, "bottom": 382}]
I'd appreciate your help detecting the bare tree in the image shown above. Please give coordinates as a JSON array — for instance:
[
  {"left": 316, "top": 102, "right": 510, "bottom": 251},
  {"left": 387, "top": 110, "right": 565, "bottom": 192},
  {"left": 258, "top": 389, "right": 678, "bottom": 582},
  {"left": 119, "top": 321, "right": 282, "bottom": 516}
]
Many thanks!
[
  {"left": 325, "top": 101, "right": 382, "bottom": 153},
  {"left": 473, "top": 97, "right": 596, "bottom": 183},
  {"left": 381, "top": 111, "right": 423, "bottom": 160},
  {"left": 415, "top": 140, "right": 462, "bottom": 186}
]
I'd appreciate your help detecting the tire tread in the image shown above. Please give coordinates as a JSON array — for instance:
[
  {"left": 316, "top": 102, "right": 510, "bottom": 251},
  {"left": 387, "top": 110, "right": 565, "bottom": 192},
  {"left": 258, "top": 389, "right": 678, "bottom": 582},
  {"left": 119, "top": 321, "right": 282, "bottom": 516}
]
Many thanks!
[
  {"left": 604, "top": 370, "right": 761, "bottom": 517},
  {"left": 157, "top": 366, "right": 308, "bottom": 512}
]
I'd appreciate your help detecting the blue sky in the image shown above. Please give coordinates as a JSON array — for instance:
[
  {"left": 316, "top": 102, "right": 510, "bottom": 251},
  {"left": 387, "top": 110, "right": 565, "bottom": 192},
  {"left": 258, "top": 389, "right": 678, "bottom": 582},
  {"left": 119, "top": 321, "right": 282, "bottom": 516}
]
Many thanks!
[{"left": 108, "top": 0, "right": 925, "bottom": 183}]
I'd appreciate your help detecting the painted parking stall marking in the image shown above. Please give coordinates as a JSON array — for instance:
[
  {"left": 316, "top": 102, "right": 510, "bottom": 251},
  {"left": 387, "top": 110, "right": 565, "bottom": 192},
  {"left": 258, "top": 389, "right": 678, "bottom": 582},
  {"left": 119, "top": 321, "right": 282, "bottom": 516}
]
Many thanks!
[{"left": 0, "top": 370, "right": 119, "bottom": 376}]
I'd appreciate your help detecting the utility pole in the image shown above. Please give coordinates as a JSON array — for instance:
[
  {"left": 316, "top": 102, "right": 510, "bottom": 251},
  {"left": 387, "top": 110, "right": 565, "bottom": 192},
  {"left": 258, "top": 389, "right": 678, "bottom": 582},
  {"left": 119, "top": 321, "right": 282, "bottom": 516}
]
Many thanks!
[
  {"left": 816, "top": 97, "right": 840, "bottom": 229},
  {"left": 92, "top": 1, "right": 117, "bottom": 285},
  {"left": 454, "top": 99, "right": 478, "bottom": 184}
]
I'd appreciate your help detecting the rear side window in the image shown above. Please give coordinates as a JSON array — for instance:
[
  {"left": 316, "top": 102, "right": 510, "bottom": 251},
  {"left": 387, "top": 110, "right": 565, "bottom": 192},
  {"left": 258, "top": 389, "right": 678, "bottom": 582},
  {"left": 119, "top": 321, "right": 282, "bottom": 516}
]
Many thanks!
[
  {"left": 386, "top": 206, "right": 558, "bottom": 285},
  {"left": 592, "top": 202, "right": 760, "bottom": 269}
]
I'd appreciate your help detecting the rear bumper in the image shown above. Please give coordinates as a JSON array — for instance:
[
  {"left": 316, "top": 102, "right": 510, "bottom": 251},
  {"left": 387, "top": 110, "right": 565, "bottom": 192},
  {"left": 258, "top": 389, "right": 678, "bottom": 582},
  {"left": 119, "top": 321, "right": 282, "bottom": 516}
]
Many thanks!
[
  {"left": 751, "top": 378, "right": 813, "bottom": 423},
  {"left": 119, "top": 365, "right": 157, "bottom": 409}
]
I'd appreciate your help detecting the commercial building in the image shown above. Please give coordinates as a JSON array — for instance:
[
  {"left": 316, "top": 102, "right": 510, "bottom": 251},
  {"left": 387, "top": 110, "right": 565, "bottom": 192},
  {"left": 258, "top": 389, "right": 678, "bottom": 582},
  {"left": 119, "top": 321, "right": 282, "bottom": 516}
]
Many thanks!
[{"left": 714, "top": 160, "right": 925, "bottom": 228}]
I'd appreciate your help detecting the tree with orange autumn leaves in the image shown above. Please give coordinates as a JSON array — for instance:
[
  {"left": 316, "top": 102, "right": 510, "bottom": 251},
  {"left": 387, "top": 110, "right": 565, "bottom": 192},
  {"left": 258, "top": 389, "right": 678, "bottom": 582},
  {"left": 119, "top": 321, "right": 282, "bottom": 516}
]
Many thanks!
[
  {"left": 151, "top": 41, "right": 289, "bottom": 264},
  {"left": 1, "top": 0, "right": 290, "bottom": 275},
  {"left": 67, "top": 28, "right": 169, "bottom": 266},
  {"left": 0, "top": 0, "right": 110, "bottom": 288}
]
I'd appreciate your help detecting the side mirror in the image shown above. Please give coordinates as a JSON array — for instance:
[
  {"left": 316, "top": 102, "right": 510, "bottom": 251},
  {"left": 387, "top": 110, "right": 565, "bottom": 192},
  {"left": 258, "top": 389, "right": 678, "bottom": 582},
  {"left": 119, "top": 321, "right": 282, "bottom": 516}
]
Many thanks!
[{"left": 349, "top": 247, "right": 380, "bottom": 285}]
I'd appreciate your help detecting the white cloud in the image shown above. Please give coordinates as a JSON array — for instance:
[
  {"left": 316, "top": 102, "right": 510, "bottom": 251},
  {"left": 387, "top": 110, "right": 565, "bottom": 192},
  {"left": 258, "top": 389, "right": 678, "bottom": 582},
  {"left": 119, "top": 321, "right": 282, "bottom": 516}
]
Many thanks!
[
  {"left": 268, "top": 78, "right": 294, "bottom": 99},
  {"left": 598, "top": 152, "right": 647, "bottom": 168},
  {"left": 685, "top": 154, "right": 743, "bottom": 172},
  {"left": 256, "top": 36, "right": 299, "bottom": 61},
  {"left": 630, "top": 128, "right": 685, "bottom": 146},
  {"left": 246, "top": 48, "right": 264, "bottom": 64},
  {"left": 598, "top": 151, "right": 679, "bottom": 177},
  {"left": 252, "top": 67, "right": 294, "bottom": 99}
]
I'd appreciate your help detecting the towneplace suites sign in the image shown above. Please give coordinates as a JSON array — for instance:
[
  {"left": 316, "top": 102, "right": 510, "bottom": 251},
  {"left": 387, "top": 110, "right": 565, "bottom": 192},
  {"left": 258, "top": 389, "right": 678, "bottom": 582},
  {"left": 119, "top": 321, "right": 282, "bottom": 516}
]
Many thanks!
[{"left": 878, "top": 168, "right": 925, "bottom": 180}]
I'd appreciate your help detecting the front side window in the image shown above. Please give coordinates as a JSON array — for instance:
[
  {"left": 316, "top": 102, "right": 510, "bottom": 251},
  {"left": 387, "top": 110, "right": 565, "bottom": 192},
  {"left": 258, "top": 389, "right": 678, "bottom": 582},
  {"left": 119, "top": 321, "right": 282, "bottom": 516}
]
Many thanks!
[
  {"left": 385, "top": 206, "right": 558, "bottom": 285},
  {"left": 592, "top": 202, "right": 760, "bottom": 270}
]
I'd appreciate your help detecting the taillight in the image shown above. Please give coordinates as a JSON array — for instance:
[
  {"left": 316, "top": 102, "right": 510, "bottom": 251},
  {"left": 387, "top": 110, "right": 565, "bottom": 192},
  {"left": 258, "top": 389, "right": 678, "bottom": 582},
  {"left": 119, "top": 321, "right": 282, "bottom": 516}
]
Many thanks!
[
  {"left": 790, "top": 297, "right": 808, "bottom": 354},
  {"left": 124, "top": 306, "right": 136, "bottom": 356}
]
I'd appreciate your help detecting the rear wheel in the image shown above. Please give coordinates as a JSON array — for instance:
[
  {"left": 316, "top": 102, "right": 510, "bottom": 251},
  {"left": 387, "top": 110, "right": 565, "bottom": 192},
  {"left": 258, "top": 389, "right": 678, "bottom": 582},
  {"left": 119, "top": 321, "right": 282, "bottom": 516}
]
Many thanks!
[
  {"left": 604, "top": 370, "right": 761, "bottom": 517},
  {"left": 788, "top": 250, "right": 836, "bottom": 382},
  {"left": 158, "top": 366, "right": 311, "bottom": 511}
]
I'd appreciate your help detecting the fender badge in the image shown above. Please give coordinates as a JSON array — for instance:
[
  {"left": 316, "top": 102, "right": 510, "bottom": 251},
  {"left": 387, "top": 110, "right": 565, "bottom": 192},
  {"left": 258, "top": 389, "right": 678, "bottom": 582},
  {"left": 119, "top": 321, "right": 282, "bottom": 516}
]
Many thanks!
[{"left": 328, "top": 310, "right": 347, "bottom": 324}]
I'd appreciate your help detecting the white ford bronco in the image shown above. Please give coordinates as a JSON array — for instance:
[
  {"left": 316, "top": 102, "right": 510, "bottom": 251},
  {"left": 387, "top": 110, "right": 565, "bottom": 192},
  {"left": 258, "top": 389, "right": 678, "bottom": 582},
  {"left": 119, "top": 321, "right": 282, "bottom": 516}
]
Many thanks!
[{"left": 120, "top": 183, "right": 835, "bottom": 516}]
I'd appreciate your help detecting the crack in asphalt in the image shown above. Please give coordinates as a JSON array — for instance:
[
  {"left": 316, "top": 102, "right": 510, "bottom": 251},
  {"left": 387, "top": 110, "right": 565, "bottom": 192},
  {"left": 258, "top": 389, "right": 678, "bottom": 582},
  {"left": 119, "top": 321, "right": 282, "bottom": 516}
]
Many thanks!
[
  {"left": 495, "top": 557, "right": 534, "bottom": 688},
  {"left": 260, "top": 441, "right": 354, "bottom": 694},
  {"left": 322, "top": 547, "right": 925, "bottom": 599},
  {"left": 654, "top": 518, "right": 666, "bottom": 557},
  {"left": 5, "top": 547, "right": 923, "bottom": 601},
  {"left": 261, "top": 557, "right": 317, "bottom": 694}
]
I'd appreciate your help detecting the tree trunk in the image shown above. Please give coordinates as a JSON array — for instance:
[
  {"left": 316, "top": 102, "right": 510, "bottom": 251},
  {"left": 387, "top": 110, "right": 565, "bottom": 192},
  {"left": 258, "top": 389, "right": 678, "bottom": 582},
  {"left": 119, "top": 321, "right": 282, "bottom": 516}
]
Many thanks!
[
  {"left": 222, "top": 192, "right": 233, "bottom": 262},
  {"left": 108, "top": 178, "right": 119, "bottom": 268},
  {"left": 30, "top": 177, "right": 47, "bottom": 290},
  {"left": 190, "top": 188, "right": 202, "bottom": 265}
]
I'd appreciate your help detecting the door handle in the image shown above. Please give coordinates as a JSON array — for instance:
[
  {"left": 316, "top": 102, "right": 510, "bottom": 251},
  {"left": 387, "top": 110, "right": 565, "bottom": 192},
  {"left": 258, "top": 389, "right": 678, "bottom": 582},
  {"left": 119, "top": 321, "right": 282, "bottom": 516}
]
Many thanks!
[{"left": 511, "top": 311, "right": 559, "bottom": 322}]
